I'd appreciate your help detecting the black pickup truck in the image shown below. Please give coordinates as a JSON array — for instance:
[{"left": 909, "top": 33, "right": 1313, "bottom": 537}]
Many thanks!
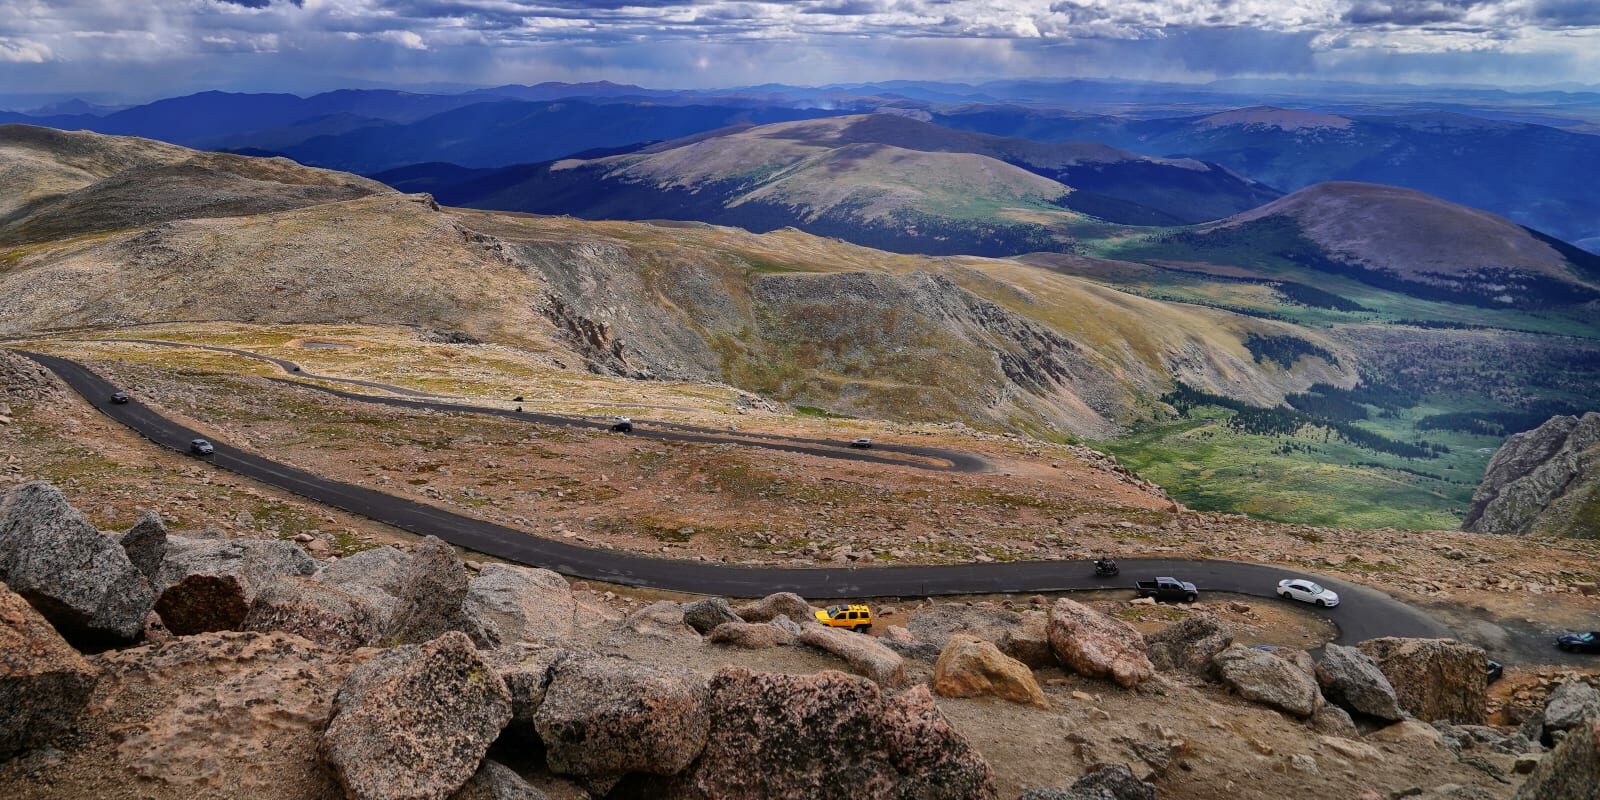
[{"left": 1135, "top": 577, "right": 1198, "bottom": 603}]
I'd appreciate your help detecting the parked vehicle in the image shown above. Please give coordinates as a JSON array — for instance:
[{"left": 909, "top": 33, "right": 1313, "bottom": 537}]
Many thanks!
[
  {"left": 1277, "top": 578, "right": 1341, "bottom": 607},
  {"left": 815, "top": 604, "right": 873, "bottom": 632},
  {"left": 849, "top": 438, "right": 873, "bottom": 449},
  {"left": 1557, "top": 631, "right": 1600, "bottom": 653},
  {"left": 1094, "top": 558, "right": 1119, "bottom": 577},
  {"left": 189, "top": 439, "right": 215, "bottom": 456},
  {"left": 1486, "top": 660, "right": 1504, "bottom": 683},
  {"left": 1135, "top": 577, "right": 1198, "bottom": 603},
  {"left": 110, "top": 391, "right": 130, "bottom": 404},
  {"left": 610, "top": 416, "right": 633, "bottom": 433}
]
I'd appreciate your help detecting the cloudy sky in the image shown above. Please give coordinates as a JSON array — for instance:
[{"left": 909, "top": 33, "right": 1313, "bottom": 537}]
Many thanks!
[{"left": 2, "top": 0, "right": 1598, "bottom": 101}]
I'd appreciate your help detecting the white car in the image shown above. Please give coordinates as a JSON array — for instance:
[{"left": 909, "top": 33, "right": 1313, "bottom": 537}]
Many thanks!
[{"left": 1277, "top": 578, "right": 1340, "bottom": 607}]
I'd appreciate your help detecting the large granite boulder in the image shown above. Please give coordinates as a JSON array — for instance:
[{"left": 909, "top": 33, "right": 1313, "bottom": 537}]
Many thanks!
[
  {"left": 799, "top": 623, "right": 906, "bottom": 687},
  {"left": 1046, "top": 598, "right": 1154, "bottom": 688},
  {"left": 932, "top": 633, "right": 1048, "bottom": 708},
  {"left": 1, "top": 583, "right": 99, "bottom": 758},
  {"left": 1316, "top": 643, "right": 1404, "bottom": 721},
  {"left": 485, "top": 643, "right": 570, "bottom": 735},
  {"left": 730, "top": 592, "right": 813, "bottom": 623},
  {"left": 908, "top": 604, "right": 1053, "bottom": 668},
  {"left": 1464, "top": 412, "right": 1600, "bottom": 536},
  {"left": 1542, "top": 679, "right": 1600, "bottom": 733},
  {"left": 1210, "top": 644, "right": 1320, "bottom": 718},
  {"left": 322, "top": 631, "right": 511, "bottom": 800},
  {"left": 1514, "top": 719, "right": 1599, "bottom": 800},
  {"left": 117, "top": 511, "right": 168, "bottom": 583},
  {"left": 1145, "top": 615, "right": 1234, "bottom": 675},
  {"left": 243, "top": 576, "right": 381, "bottom": 650},
  {"left": 680, "top": 597, "right": 741, "bottom": 634},
  {"left": 618, "top": 600, "right": 699, "bottom": 641},
  {"left": 153, "top": 533, "right": 317, "bottom": 635},
  {"left": 383, "top": 537, "right": 488, "bottom": 648},
  {"left": 464, "top": 563, "right": 576, "bottom": 647},
  {"left": 1356, "top": 637, "right": 1487, "bottom": 724},
  {"left": 658, "top": 667, "right": 994, "bottom": 799},
  {"left": 0, "top": 481, "right": 154, "bottom": 645},
  {"left": 707, "top": 621, "right": 796, "bottom": 649},
  {"left": 314, "top": 545, "right": 412, "bottom": 629},
  {"left": 533, "top": 656, "right": 709, "bottom": 779}
]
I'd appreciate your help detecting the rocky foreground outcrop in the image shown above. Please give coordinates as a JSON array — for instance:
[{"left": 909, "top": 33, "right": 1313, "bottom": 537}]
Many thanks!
[
  {"left": 1357, "top": 637, "right": 1488, "bottom": 724},
  {"left": 1315, "top": 643, "right": 1405, "bottom": 721},
  {"left": 932, "top": 633, "right": 1049, "bottom": 708},
  {"left": 1210, "top": 644, "right": 1320, "bottom": 718},
  {"left": 0, "top": 482, "right": 155, "bottom": 646},
  {"left": 1046, "top": 598, "right": 1154, "bottom": 688},
  {"left": 1464, "top": 411, "right": 1600, "bottom": 536},
  {"left": 1515, "top": 719, "right": 1599, "bottom": 800},
  {"left": 0, "top": 584, "right": 98, "bottom": 758}
]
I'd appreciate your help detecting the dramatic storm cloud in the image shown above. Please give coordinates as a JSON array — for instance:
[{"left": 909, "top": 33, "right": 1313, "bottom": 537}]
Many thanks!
[{"left": 0, "top": 0, "right": 1596, "bottom": 98}]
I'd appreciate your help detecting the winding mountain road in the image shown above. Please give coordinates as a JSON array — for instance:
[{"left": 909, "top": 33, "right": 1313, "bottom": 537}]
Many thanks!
[{"left": 22, "top": 350, "right": 1459, "bottom": 648}]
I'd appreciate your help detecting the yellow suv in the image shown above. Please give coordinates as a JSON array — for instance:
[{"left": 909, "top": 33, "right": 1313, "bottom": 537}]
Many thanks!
[{"left": 815, "top": 604, "right": 873, "bottom": 632}]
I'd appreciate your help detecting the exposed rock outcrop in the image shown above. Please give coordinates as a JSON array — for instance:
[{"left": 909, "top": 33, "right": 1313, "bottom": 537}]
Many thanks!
[
  {"left": 680, "top": 597, "right": 742, "bottom": 634},
  {"left": 1210, "top": 644, "right": 1320, "bottom": 718},
  {"left": 619, "top": 600, "right": 700, "bottom": 641},
  {"left": 907, "top": 604, "right": 1053, "bottom": 668},
  {"left": 152, "top": 533, "right": 317, "bottom": 636},
  {"left": 1145, "top": 615, "right": 1234, "bottom": 675},
  {"left": 0, "top": 583, "right": 99, "bottom": 758},
  {"left": 242, "top": 576, "right": 381, "bottom": 650},
  {"left": 1542, "top": 679, "right": 1600, "bottom": 733},
  {"left": 799, "top": 623, "right": 906, "bottom": 687},
  {"left": 932, "top": 633, "right": 1048, "bottom": 708},
  {"left": 1315, "top": 643, "right": 1404, "bottom": 721},
  {"left": 1018, "top": 763, "right": 1157, "bottom": 800},
  {"left": 0, "top": 481, "right": 154, "bottom": 645},
  {"left": 487, "top": 643, "right": 569, "bottom": 734},
  {"left": 657, "top": 667, "right": 994, "bottom": 799},
  {"left": 463, "top": 563, "right": 576, "bottom": 647},
  {"left": 1463, "top": 412, "right": 1600, "bottom": 536},
  {"left": 534, "top": 656, "right": 709, "bottom": 779},
  {"left": 1046, "top": 598, "right": 1154, "bottom": 688},
  {"left": 1514, "top": 719, "right": 1599, "bottom": 800},
  {"left": 117, "top": 511, "right": 168, "bottom": 583},
  {"left": 383, "top": 537, "right": 488, "bottom": 647},
  {"left": 731, "top": 591, "right": 813, "bottom": 623},
  {"left": 1356, "top": 637, "right": 1487, "bottom": 724},
  {"left": 707, "top": 620, "right": 796, "bottom": 649},
  {"left": 314, "top": 545, "right": 411, "bottom": 629},
  {"left": 450, "top": 761, "right": 549, "bottom": 800},
  {"left": 322, "top": 631, "right": 511, "bottom": 800}
]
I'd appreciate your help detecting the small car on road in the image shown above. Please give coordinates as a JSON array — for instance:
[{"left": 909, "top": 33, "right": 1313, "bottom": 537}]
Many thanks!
[
  {"left": 110, "top": 391, "right": 130, "bottom": 404},
  {"left": 1277, "top": 578, "right": 1340, "bottom": 607},
  {"left": 1556, "top": 631, "right": 1600, "bottom": 653},
  {"left": 610, "top": 416, "right": 633, "bottom": 433},
  {"left": 1486, "top": 660, "right": 1504, "bottom": 683},
  {"left": 815, "top": 604, "right": 873, "bottom": 632},
  {"left": 849, "top": 438, "right": 873, "bottom": 449},
  {"left": 1135, "top": 577, "right": 1198, "bottom": 603},
  {"left": 189, "top": 438, "right": 215, "bottom": 456}
]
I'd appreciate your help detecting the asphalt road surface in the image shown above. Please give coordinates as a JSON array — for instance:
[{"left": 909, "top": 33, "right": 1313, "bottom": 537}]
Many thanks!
[{"left": 21, "top": 349, "right": 1464, "bottom": 648}]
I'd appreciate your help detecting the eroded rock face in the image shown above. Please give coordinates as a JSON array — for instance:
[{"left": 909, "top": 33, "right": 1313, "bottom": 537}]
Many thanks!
[
  {"left": 1316, "top": 643, "right": 1404, "bottom": 721},
  {"left": 153, "top": 533, "right": 317, "bottom": 636},
  {"left": 322, "top": 631, "right": 511, "bottom": 800},
  {"left": 383, "top": 537, "right": 488, "bottom": 648},
  {"left": 1356, "top": 637, "right": 1487, "bottom": 724},
  {"left": 799, "top": 623, "right": 906, "bottom": 687},
  {"left": 243, "top": 576, "right": 381, "bottom": 650},
  {"left": 1018, "top": 763, "right": 1157, "bottom": 800},
  {"left": 1210, "top": 644, "right": 1320, "bottom": 718},
  {"left": 1145, "top": 615, "right": 1234, "bottom": 675},
  {"left": 1046, "top": 598, "right": 1153, "bottom": 689},
  {"left": 95, "top": 631, "right": 354, "bottom": 796},
  {"left": 534, "top": 656, "right": 709, "bottom": 779},
  {"left": 932, "top": 633, "right": 1048, "bottom": 708},
  {"left": 314, "top": 545, "right": 412, "bottom": 629},
  {"left": 0, "top": 481, "right": 154, "bottom": 645},
  {"left": 118, "top": 511, "right": 168, "bottom": 583},
  {"left": 0, "top": 583, "right": 99, "bottom": 758},
  {"left": 731, "top": 592, "right": 813, "bottom": 623},
  {"left": 486, "top": 643, "right": 570, "bottom": 734},
  {"left": 659, "top": 667, "right": 994, "bottom": 800},
  {"left": 1463, "top": 412, "right": 1600, "bottom": 536},
  {"left": 707, "top": 621, "right": 796, "bottom": 649},
  {"left": 680, "top": 597, "right": 741, "bottom": 634},
  {"left": 619, "top": 600, "right": 700, "bottom": 640},
  {"left": 463, "top": 563, "right": 576, "bottom": 647},
  {"left": 1542, "top": 680, "right": 1600, "bottom": 733},
  {"left": 1514, "top": 719, "right": 1599, "bottom": 800}
]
